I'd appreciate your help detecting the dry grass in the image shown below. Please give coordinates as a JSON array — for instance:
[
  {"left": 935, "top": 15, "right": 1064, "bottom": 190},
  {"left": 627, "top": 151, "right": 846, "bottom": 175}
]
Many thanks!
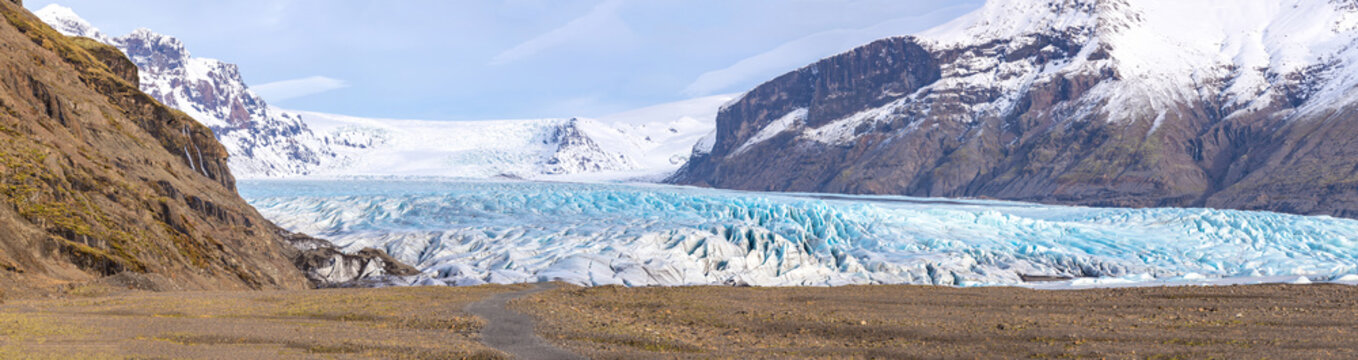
[
  {"left": 8, "top": 281, "right": 1358, "bottom": 359},
  {"left": 0, "top": 284, "right": 529, "bottom": 359},
  {"left": 516, "top": 284, "right": 1358, "bottom": 359}
]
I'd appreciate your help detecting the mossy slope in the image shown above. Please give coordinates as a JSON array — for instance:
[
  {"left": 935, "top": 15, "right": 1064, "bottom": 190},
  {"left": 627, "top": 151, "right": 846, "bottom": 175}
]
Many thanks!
[{"left": 0, "top": 1, "right": 309, "bottom": 295}]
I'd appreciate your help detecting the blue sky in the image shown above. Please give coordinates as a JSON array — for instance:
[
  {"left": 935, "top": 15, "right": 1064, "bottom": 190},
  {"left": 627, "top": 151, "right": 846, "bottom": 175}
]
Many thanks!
[{"left": 27, "top": 0, "right": 980, "bottom": 120}]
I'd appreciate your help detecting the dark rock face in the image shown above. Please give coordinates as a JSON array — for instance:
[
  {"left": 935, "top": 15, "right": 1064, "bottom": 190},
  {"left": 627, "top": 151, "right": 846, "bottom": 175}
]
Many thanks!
[
  {"left": 709, "top": 38, "right": 940, "bottom": 158},
  {"left": 670, "top": 11, "right": 1358, "bottom": 218},
  {"left": 282, "top": 233, "right": 420, "bottom": 288}
]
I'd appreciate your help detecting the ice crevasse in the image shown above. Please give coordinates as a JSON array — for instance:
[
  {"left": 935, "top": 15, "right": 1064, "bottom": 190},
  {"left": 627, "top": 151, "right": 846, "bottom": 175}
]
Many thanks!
[{"left": 240, "top": 180, "right": 1358, "bottom": 288}]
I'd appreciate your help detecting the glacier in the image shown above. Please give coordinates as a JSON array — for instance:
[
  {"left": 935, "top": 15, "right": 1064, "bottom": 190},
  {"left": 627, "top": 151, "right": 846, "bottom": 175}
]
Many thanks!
[
  {"left": 290, "top": 94, "right": 730, "bottom": 181},
  {"left": 240, "top": 179, "right": 1358, "bottom": 288}
]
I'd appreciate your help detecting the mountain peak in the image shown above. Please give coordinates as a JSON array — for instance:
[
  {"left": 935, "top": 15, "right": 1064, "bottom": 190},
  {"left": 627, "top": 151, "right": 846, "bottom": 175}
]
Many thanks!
[
  {"left": 912, "top": 0, "right": 1358, "bottom": 121},
  {"left": 35, "top": 6, "right": 192, "bottom": 67},
  {"left": 34, "top": 3, "right": 105, "bottom": 40},
  {"left": 120, "top": 27, "right": 189, "bottom": 59},
  {"left": 917, "top": 0, "right": 1105, "bottom": 48}
]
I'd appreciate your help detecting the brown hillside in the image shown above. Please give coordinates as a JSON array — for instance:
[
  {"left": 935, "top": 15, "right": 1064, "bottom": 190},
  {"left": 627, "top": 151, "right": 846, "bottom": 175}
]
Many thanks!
[{"left": 0, "top": 1, "right": 311, "bottom": 295}]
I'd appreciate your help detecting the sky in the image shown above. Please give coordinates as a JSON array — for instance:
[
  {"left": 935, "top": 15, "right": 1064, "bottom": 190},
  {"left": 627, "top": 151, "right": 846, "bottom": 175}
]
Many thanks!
[{"left": 25, "top": 0, "right": 981, "bottom": 120}]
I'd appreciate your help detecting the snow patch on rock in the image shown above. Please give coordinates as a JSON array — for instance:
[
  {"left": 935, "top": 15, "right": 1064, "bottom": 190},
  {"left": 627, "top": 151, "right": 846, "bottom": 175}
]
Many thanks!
[{"left": 735, "top": 108, "right": 806, "bottom": 154}]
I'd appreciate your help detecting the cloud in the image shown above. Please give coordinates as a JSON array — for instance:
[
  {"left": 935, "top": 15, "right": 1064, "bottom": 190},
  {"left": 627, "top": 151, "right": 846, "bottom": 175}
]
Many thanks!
[
  {"left": 683, "top": 4, "right": 977, "bottom": 96},
  {"left": 489, "top": 0, "right": 628, "bottom": 65},
  {"left": 252, "top": 76, "right": 349, "bottom": 102}
]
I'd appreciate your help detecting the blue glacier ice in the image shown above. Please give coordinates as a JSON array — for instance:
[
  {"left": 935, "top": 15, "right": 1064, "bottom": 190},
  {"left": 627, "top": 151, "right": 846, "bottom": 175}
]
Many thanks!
[{"left": 239, "top": 179, "right": 1358, "bottom": 287}]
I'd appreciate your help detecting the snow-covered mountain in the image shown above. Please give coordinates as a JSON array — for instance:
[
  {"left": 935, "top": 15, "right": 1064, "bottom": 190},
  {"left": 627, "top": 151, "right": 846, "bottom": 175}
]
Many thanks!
[
  {"left": 906, "top": 0, "right": 1358, "bottom": 126},
  {"left": 36, "top": 4, "right": 339, "bottom": 178},
  {"left": 37, "top": 4, "right": 726, "bottom": 181},
  {"left": 291, "top": 95, "right": 731, "bottom": 180},
  {"left": 673, "top": 0, "right": 1358, "bottom": 218}
]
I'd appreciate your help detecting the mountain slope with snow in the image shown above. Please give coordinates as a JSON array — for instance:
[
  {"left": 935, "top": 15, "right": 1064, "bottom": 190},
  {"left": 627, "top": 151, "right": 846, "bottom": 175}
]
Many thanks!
[
  {"left": 36, "top": 4, "right": 341, "bottom": 178},
  {"left": 673, "top": 0, "right": 1358, "bottom": 218}
]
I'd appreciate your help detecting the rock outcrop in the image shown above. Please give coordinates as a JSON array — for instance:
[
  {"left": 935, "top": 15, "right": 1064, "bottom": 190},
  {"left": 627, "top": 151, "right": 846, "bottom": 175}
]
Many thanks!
[
  {"left": 282, "top": 232, "right": 420, "bottom": 288},
  {"left": 539, "top": 118, "right": 634, "bottom": 175},
  {"left": 671, "top": 0, "right": 1358, "bottom": 218}
]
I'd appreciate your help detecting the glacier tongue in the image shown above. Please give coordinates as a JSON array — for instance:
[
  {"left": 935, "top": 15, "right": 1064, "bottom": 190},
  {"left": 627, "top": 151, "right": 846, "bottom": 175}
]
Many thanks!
[{"left": 240, "top": 180, "right": 1358, "bottom": 287}]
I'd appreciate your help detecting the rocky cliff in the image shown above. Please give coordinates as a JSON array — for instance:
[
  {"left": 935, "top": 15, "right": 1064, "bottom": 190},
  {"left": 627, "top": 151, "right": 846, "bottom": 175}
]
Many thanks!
[
  {"left": 0, "top": 2, "right": 402, "bottom": 295},
  {"left": 672, "top": 0, "right": 1358, "bottom": 218}
]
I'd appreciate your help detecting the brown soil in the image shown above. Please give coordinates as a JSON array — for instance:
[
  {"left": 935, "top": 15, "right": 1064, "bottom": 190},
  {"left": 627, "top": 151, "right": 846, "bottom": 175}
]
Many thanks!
[
  {"left": 516, "top": 284, "right": 1358, "bottom": 359},
  {"left": 0, "top": 284, "right": 527, "bottom": 359}
]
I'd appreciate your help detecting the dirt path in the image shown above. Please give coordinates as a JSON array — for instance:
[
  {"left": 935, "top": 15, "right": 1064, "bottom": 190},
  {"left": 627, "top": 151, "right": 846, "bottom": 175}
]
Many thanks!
[{"left": 466, "top": 282, "right": 584, "bottom": 360}]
